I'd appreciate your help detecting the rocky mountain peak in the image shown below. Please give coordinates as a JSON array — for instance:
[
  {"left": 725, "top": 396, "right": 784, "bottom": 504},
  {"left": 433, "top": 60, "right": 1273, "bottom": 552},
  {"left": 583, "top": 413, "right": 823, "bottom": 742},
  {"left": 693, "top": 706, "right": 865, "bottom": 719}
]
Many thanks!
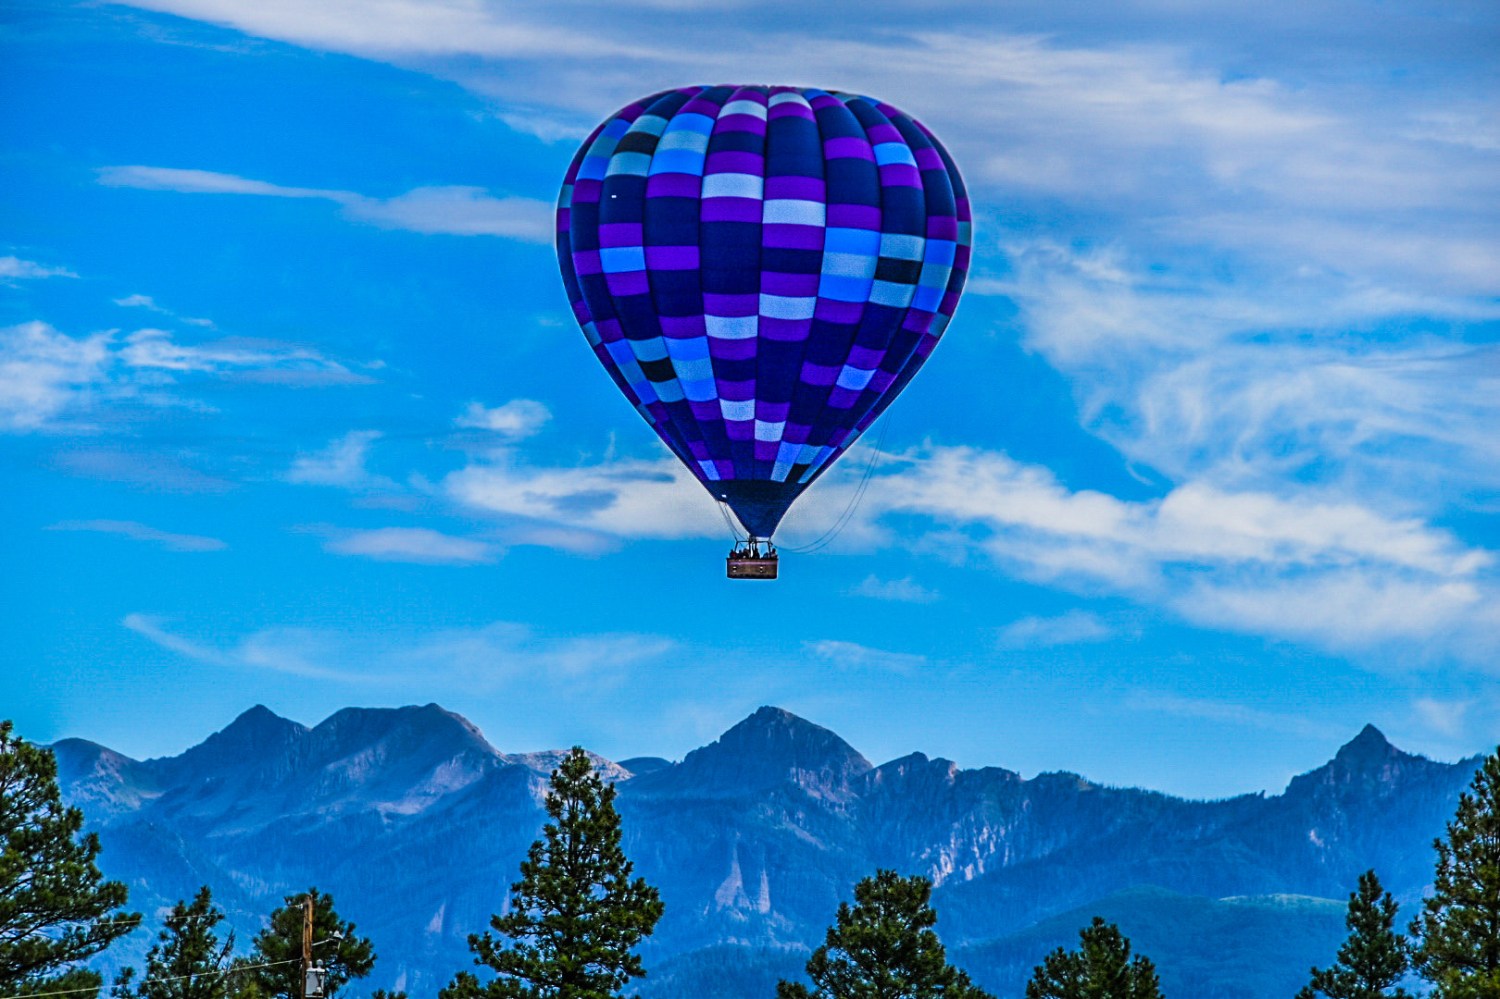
[
  {"left": 309, "top": 703, "right": 494, "bottom": 759},
  {"left": 719, "top": 706, "right": 871, "bottom": 770},
  {"left": 1334, "top": 724, "right": 1394, "bottom": 766},
  {"left": 225, "top": 703, "right": 301, "bottom": 738},
  {"left": 619, "top": 756, "right": 672, "bottom": 777},
  {"left": 1284, "top": 723, "right": 1429, "bottom": 803},
  {"left": 636, "top": 706, "right": 872, "bottom": 801},
  {"left": 167, "top": 705, "right": 308, "bottom": 772},
  {"left": 49, "top": 739, "right": 158, "bottom": 817}
]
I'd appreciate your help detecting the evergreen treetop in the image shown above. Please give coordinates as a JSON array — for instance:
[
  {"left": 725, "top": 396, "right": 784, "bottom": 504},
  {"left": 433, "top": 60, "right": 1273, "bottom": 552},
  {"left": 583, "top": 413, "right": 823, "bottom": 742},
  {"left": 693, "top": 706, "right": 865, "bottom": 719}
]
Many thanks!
[
  {"left": 1024, "top": 917, "right": 1162, "bottom": 999},
  {"left": 239, "top": 888, "right": 375, "bottom": 999},
  {"left": 111, "top": 886, "right": 235, "bottom": 999},
  {"left": 439, "top": 747, "right": 662, "bottom": 999},
  {"left": 0, "top": 720, "right": 138, "bottom": 998},
  {"left": 775, "top": 869, "right": 992, "bottom": 999},
  {"left": 1410, "top": 746, "right": 1500, "bottom": 998},
  {"left": 1296, "top": 869, "right": 1411, "bottom": 999}
]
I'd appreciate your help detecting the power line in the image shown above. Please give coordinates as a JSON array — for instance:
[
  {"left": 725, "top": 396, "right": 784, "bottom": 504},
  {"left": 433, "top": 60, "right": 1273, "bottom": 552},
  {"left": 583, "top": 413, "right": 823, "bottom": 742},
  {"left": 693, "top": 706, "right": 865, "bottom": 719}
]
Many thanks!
[{"left": 7, "top": 959, "right": 299, "bottom": 999}]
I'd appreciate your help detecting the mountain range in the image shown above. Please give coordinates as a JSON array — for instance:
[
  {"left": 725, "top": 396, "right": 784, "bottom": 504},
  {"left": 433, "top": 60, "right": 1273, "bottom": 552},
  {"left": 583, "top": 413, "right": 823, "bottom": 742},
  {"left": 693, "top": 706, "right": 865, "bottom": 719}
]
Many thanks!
[{"left": 49, "top": 704, "right": 1488, "bottom": 999}]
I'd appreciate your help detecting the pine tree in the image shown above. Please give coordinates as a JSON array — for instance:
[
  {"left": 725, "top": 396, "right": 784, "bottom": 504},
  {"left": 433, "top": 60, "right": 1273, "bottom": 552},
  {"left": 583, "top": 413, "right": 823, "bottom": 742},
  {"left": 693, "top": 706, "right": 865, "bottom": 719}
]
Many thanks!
[
  {"left": 1410, "top": 745, "right": 1500, "bottom": 998},
  {"left": 238, "top": 888, "right": 377, "bottom": 999},
  {"left": 112, "top": 886, "right": 235, "bottom": 999},
  {"left": 1, "top": 720, "right": 139, "bottom": 997},
  {"left": 1296, "top": 870, "right": 1412, "bottom": 999},
  {"left": 439, "top": 748, "right": 663, "bottom": 999},
  {"left": 1025, "top": 917, "right": 1162, "bottom": 999},
  {"left": 775, "top": 869, "right": 992, "bottom": 999}
]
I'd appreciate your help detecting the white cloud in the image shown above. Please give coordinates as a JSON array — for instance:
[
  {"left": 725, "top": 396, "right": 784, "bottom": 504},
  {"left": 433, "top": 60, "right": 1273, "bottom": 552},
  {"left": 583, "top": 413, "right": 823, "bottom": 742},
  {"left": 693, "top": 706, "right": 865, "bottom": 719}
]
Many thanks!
[
  {"left": 438, "top": 435, "right": 1496, "bottom": 659},
  {"left": 1413, "top": 697, "right": 1471, "bottom": 739},
  {"left": 850, "top": 575, "right": 940, "bottom": 604},
  {"left": 884, "top": 453, "right": 1486, "bottom": 652},
  {"left": 862, "top": 445, "right": 1496, "bottom": 655},
  {"left": 120, "top": 328, "right": 360, "bottom": 382},
  {"left": 0, "top": 321, "right": 367, "bottom": 432},
  {"left": 1176, "top": 572, "right": 1483, "bottom": 649},
  {"left": 444, "top": 450, "right": 726, "bottom": 541},
  {"left": 46, "top": 519, "right": 227, "bottom": 552},
  {"left": 343, "top": 187, "right": 552, "bottom": 241},
  {"left": 100, "top": 166, "right": 552, "bottom": 242},
  {"left": 0, "top": 322, "right": 112, "bottom": 431},
  {"left": 0, "top": 256, "right": 77, "bottom": 280},
  {"left": 98, "top": 166, "right": 340, "bottom": 198},
  {"left": 286, "top": 431, "right": 392, "bottom": 489},
  {"left": 1125, "top": 692, "right": 1337, "bottom": 741},
  {"left": 804, "top": 639, "right": 927, "bottom": 676},
  {"left": 323, "top": 527, "right": 496, "bottom": 564},
  {"left": 123, "top": 613, "right": 234, "bottom": 667},
  {"left": 97, "top": 0, "right": 1499, "bottom": 668},
  {"left": 996, "top": 610, "right": 1112, "bottom": 650},
  {"left": 112, "top": 3, "right": 1499, "bottom": 522},
  {"left": 106, "top": 5, "right": 1498, "bottom": 276},
  {"left": 455, "top": 399, "right": 551, "bottom": 438},
  {"left": 494, "top": 107, "right": 590, "bottom": 144},
  {"left": 114, "top": 293, "right": 215, "bottom": 328},
  {"left": 124, "top": 614, "right": 674, "bottom": 686},
  {"left": 119, "top": 0, "right": 626, "bottom": 60},
  {"left": 996, "top": 243, "right": 1500, "bottom": 502}
]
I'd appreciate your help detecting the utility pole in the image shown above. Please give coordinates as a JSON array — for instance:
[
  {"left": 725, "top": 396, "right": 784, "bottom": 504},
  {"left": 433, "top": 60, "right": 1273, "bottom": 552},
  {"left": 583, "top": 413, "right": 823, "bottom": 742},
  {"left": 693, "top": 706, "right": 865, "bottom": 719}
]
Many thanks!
[{"left": 301, "top": 895, "right": 313, "bottom": 999}]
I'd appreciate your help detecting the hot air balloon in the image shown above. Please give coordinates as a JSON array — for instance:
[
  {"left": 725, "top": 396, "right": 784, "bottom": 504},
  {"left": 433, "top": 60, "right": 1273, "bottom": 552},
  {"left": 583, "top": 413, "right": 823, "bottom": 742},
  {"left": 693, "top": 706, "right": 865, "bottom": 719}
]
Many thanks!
[{"left": 556, "top": 86, "right": 970, "bottom": 578}]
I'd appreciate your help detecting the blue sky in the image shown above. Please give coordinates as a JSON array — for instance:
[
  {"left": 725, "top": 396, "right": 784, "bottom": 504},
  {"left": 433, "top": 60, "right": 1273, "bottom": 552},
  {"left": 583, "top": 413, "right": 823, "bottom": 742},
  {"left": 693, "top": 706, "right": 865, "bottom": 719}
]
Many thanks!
[{"left": 3, "top": 0, "right": 1497, "bottom": 799}]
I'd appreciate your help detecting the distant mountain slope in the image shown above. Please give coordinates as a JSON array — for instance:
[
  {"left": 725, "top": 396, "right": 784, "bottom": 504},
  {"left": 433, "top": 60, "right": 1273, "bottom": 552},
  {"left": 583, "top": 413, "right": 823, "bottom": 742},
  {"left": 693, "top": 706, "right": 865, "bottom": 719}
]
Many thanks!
[
  {"left": 959, "top": 887, "right": 1347, "bottom": 999},
  {"left": 49, "top": 705, "right": 1485, "bottom": 999}
]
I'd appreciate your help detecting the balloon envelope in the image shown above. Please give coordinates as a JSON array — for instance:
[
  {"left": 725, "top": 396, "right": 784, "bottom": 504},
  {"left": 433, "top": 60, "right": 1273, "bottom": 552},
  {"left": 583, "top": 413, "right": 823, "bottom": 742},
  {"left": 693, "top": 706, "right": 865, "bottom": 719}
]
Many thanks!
[{"left": 556, "top": 85, "right": 970, "bottom": 538}]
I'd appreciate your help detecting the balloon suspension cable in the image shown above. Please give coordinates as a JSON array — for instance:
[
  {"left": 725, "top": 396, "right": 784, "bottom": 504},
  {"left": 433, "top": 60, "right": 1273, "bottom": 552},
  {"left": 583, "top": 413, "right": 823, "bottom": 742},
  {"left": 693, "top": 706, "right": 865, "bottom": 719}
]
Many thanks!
[
  {"left": 717, "top": 499, "right": 748, "bottom": 544},
  {"left": 779, "top": 411, "right": 893, "bottom": 555}
]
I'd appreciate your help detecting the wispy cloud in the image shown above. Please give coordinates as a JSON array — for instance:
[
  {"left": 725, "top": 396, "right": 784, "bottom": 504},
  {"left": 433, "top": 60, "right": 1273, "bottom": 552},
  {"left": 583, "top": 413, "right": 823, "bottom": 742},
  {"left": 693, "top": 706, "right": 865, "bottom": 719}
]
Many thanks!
[
  {"left": 124, "top": 614, "right": 675, "bottom": 686},
  {"left": 286, "top": 431, "right": 394, "bottom": 490},
  {"left": 119, "top": 328, "right": 363, "bottom": 384},
  {"left": 117, "top": 0, "right": 627, "bottom": 61},
  {"left": 123, "top": 613, "right": 235, "bottom": 667},
  {"left": 93, "top": 0, "right": 1500, "bottom": 676},
  {"left": 439, "top": 435, "right": 1496, "bottom": 660},
  {"left": 108, "top": 4, "right": 1499, "bottom": 285},
  {"left": 98, "top": 166, "right": 333, "bottom": 197},
  {"left": 53, "top": 448, "right": 236, "bottom": 493},
  {"left": 850, "top": 575, "right": 940, "bottom": 604},
  {"left": 996, "top": 610, "right": 1113, "bottom": 650},
  {"left": 114, "top": 293, "right": 215, "bottom": 328},
  {"left": 1412, "top": 697, "right": 1472, "bottom": 740},
  {"left": 455, "top": 399, "right": 551, "bottom": 438},
  {"left": 0, "top": 256, "right": 77, "bottom": 280},
  {"left": 444, "top": 450, "right": 725, "bottom": 541},
  {"left": 864, "top": 445, "right": 1497, "bottom": 658},
  {"left": 99, "top": 166, "right": 553, "bottom": 242},
  {"left": 46, "top": 519, "right": 227, "bottom": 552},
  {"left": 1125, "top": 692, "right": 1337, "bottom": 741},
  {"left": 343, "top": 187, "right": 552, "bottom": 240},
  {"left": 0, "top": 321, "right": 367, "bottom": 432},
  {"left": 323, "top": 527, "right": 496, "bottom": 565},
  {"left": 0, "top": 323, "right": 111, "bottom": 431},
  {"left": 994, "top": 242, "right": 1500, "bottom": 503},
  {"left": 111, "top": 4, "right": 1497, "bottom": 529},
  {"left": 804, "top": 639, "right": 927, "bottom": 676}
]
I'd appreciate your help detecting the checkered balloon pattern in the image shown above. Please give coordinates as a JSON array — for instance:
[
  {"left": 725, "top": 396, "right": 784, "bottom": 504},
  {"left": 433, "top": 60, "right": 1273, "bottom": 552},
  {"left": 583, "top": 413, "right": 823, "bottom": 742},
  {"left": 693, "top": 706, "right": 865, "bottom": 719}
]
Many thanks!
[{"left": 557, "top": 86, "right": 971, "bottom": 538}]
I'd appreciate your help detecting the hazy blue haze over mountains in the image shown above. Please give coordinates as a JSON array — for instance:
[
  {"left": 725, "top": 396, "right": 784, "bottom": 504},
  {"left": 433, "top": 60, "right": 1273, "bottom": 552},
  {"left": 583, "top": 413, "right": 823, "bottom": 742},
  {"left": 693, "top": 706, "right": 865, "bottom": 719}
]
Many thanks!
[{"left": 49, "top": 705, "right": 1484, "bottom": 998}]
